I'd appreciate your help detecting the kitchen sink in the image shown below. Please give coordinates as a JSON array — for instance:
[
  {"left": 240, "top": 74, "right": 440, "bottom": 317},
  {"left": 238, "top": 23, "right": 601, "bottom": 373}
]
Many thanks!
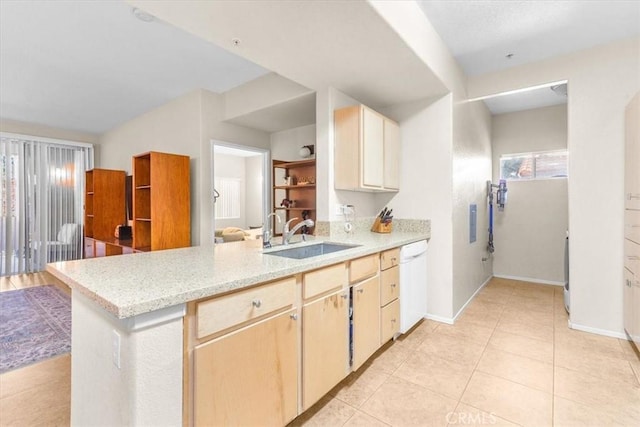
[{"left": 264, "top": 242, "right": 360, "bottom": 259}]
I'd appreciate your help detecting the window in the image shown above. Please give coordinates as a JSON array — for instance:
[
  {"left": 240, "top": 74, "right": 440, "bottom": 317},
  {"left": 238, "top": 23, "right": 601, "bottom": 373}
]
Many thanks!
[
  {"left": 500, "top": 150, "right": 568, "bottom": 181},
  {"left": 214, "top": 177, "right": 241, "bottom": 219}
]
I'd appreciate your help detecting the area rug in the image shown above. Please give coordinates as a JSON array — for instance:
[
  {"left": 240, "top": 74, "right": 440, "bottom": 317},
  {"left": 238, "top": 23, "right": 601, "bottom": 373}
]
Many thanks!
[{"left": 0, "top": 285, "right": 71, "bottom": 374}]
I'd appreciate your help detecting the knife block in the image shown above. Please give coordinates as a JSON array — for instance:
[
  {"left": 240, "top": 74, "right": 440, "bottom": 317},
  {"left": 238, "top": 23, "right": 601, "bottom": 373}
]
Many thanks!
[{"left": 371, "top": 217, "right": 392, "bottom": 233}]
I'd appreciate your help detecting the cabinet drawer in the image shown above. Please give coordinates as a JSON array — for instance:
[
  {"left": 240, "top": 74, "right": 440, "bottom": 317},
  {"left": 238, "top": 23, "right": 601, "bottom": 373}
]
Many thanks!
[
  {"left": 625, "top": 238, "right": 640, "bottom": 276},
  {"left": 197, "top": 277, "right": 296, "bottom": 339},
  {"left": 303, "top": 263, "right": 346, "bottom": 300},
  {"left": 625, "top": 209, "right": 640, "bottom": 244},
  {"left": 380, "top": 299, "right": 400, "bottom": 344},
  {"left": 349, "top": 254, "right": 379, "bottom": 283},
  {"left": 380, "top": 266, "right": 399, "bottom": 307},
  {"left": 380, "top": 248, "right": 400, "bottom": 271}
]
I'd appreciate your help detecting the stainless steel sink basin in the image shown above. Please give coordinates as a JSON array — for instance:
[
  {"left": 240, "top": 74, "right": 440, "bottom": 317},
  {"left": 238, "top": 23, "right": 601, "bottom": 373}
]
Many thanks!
[{"left": 264, "top": 242, "right": 360, "bottom": 259}]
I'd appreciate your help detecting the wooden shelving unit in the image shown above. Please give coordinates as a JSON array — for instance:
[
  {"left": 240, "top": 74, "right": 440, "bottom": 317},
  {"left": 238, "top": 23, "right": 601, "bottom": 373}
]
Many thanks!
[
  {"left": 272, "top": 159, "right": 316, "bottom": 236},
  {"left": 84, "top": 168, "right": 126, "bottom": 258},
  {"left": 133, "top": 151, "right": 191, "bottom": 251}
]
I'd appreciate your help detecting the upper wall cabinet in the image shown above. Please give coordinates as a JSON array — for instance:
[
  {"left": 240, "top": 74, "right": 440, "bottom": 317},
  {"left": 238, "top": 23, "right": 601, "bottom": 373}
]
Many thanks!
[{"left": 334, "top": 105, "right": 400, "bottom": 192}]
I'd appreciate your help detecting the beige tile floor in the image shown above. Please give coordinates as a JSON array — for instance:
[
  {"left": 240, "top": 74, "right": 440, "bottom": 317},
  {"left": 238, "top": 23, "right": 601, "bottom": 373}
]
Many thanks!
[
  {"left": 1, "top": 276, "right": 639, "bottom": 426},
  {"left": 292, "top": 277, "right": 640, "bottom": 427}
]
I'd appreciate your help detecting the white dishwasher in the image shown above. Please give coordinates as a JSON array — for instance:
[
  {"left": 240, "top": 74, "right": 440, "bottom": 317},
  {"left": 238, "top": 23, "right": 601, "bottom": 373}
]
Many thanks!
[{"left": 399, "top": 240, "right": 428, "bottom": 333}]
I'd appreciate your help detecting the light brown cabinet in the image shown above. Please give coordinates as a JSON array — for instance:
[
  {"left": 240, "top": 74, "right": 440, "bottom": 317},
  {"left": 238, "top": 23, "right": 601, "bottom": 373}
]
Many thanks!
[
  {"left": 193, "top": 309, "right": 298, "bottom": 426},
  {"left": 351, "top": 275, "right": 381, "bottom": 370},
  {"left": 624, "top": 92, "right": 640, "bottom": 349},
  {"left": 379, "top": 248, "right": 401, "bottom": 344},
  {"left": 302, "top": 287, "right": 349, "bottom": 410},
  {"left": 334, "top": 104, "right": 400, "bottom": 192},
  {"left": 132, "top": 151, "right": 190, "bottom": 251}
]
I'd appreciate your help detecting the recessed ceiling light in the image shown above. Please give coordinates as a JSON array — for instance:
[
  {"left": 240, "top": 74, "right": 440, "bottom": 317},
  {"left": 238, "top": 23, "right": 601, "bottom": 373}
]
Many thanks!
[
  {"left": 232, "top": 38, "right": 241, "bottom": 47},
  {"left": 505, "top": 53, "right": 515, "bottom": 59},
  {"left": 132, "top": 7, "right": 155, "bottom": 23}
]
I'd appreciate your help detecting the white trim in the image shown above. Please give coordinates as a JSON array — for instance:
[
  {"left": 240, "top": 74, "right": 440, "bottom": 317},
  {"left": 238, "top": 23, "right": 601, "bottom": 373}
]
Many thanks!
[
  {"left": 493, "top": 274, "right": 564, "bottom": 286},
  {"left": 467, "top": 80, "right": 568, "bottom": 102},
  {"left": 451, "top": 275, "right": 494, "bottom": 322},
  {"left": 424, "top": 314, "right": 454, "bottom": 325},
  {"left": 0, "top": 131, "right": 94, "bottom": 148},
  {"left": 569, "top": 321, "right": 628, "bottom": 340}
]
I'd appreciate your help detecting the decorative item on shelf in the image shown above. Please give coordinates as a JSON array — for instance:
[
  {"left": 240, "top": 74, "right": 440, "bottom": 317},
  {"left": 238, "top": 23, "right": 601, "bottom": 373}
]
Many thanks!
[
  {"left": 297, "top": 176, "right": 310, "bottom": 185},
  {"left": 299, "top": 145, "right": 315, "bottom": 158},
  {"left": 283, "top": 176, "right": 293, "bottom": 186},
  {"left": 301, "top": 210, "right": 313, "bottom": 234},
  {"left": 280, "top": 198, "right": 296, "bottom": 208},
  {"left": 371, "top": 206, "right": 393, "bottom": 234},
  {"left": 114, "top": 224, "right": 132, "bottom": 240}
]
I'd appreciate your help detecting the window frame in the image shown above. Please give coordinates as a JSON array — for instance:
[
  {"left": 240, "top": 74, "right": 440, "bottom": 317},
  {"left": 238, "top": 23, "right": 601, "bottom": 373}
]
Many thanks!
[{"left": 499, "top": 149, "right": 568, "bottom": 181}]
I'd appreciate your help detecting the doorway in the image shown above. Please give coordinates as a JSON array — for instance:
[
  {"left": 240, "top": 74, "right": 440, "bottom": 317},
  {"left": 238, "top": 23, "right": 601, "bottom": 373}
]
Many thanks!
[{"left": 210, "top": 141, "right": 270, "bottom": 243}]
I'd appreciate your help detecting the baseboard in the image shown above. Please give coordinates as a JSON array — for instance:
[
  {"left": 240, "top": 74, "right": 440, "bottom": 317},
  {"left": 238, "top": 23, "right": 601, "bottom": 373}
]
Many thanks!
[
  {"left": 451, "top": 275, "right": 493, "bottom": 322},
  {"left": 569, "top": 321, "right": 628, "bottom": 339},
  {"left": 424, "top": 314, "right": 454, "bottom": 325},
  {"left": 493, "top": 274, "right": 564, "bottom": 286}
]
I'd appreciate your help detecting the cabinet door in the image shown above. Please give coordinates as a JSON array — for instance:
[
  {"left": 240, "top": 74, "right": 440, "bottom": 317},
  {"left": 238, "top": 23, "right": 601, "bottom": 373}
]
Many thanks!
[
  {"left": 362, "top": 107, "right": 384, "bottom": 188},
  {"left": 352, "top": 276, "right": 381, "bottom": 370},
  {"left": 381, "top": 299, "right": 400, "bottom": 344},
  {"left": 302, "top": 289, "right": 349, "bottom": 410},
  {"left": 380, "top": 266, "right": 400, "bottom": 307},
  {"left": 383, "top": 119, "right": 400, "bottom": 190},
  {"left": 194, "top": 309, "right": 298, "bottom": 426}
]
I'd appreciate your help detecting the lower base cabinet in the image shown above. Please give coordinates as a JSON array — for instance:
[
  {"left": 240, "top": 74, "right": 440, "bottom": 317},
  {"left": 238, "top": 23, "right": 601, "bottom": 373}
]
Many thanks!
[
  {"left": 302, "top": 288, "right": 349, "bottom": 410},
  {"left": 352, "top": 275, "right": 381, "bottom": 370},
  {"left": 193, "top": 309, "right": 298, "bottom": 426},
  {"left": 381, "top": 299, "right": 400, "bottom": 344}
]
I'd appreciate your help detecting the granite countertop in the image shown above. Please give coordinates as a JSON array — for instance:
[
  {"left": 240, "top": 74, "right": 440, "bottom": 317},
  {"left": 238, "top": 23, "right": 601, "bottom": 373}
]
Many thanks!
[{"left": 46, "top": 231, "right": 429, "bottom": 319}]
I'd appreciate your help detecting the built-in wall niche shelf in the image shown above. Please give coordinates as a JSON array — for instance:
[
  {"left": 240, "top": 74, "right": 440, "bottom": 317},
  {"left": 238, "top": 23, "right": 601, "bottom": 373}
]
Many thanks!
[{"left": 272, "top": 158, "right": 316, "bottom": 236}]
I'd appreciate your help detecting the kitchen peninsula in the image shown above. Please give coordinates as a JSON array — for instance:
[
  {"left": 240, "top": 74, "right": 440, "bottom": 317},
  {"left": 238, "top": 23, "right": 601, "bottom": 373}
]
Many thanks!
[{"left": 47, "top": 226, "right": 430, "bottom": 426}]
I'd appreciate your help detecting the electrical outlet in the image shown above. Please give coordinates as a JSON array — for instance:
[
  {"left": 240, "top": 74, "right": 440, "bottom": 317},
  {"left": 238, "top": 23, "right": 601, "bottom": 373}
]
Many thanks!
[{"left": 112, "top": 330, "right": 121, "bottom": 369}]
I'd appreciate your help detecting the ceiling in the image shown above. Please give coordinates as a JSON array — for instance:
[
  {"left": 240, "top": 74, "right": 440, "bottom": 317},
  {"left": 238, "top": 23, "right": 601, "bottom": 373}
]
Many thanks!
[
  {"left": 0, "top": 1, "right": 269, "bottom": 134},
  {"left": 1, "top": 1, "right": 638, "bottom": 134},
  {"left": 417, "top": 0, "right": 640, "bottom": 76}
]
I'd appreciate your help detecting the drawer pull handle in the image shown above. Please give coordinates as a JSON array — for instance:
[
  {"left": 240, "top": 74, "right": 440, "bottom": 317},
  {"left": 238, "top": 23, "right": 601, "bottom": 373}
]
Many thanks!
[
  {"left": 290, "top": 313, "right": 298, "bottom": 320},
  {"left": 627, "top": 193, "right": 640, "bottom": 200},
  {"left": 390, "top": 283, "right": 397, "bottom": 288},
  {"left": 627, "top": 279, "right": 633, "bottom": 287},
  {"left": 252, "top": 299, "right": 262, "bottom": 308},
  {"left": 391, "top": 318, "right": 396, "bottom": 323},
  {"left": 341, "top": 293, "right": 348, "bottom": 299},
  {"left": 627, "top": 255, "right": 640, "bottom": 260},
  {"left": 357, "top": 289, "right": 364, "bottom": 294},
  {"left": 391, "top": 257, "right": 397, "bottom": 262}
]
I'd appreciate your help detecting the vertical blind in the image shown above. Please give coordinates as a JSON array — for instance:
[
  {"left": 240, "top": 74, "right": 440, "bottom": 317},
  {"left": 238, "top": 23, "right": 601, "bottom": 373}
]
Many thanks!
[
  {"left": 1, "top": 134, "right": 94, "bottom": 276},
  {"left": 214, "top": 177, "right": 241, "bottom": 219}
]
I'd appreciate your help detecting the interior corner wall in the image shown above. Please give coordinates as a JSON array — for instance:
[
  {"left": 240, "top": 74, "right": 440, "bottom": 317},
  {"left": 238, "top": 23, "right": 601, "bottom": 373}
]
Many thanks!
[
  {"left": 98, "top": 90, "right": 202, "bottom": 244},
  {"left": 468, "top": 36, "right": 640, "bottom": 336},
  {"left": 491, "top": 105, "right": 568, "bottom": 284},
  {"left": 270, "top": 124, "right": 316, "bottom": 161},
  {"left": 380, "top": 95, "right": 455, "bottom": 320},
  {"left": 451, "top": 97, "right": 493, "bottom": 315},
  {"left": 200, "top": 90, "right": 270, "bottom": 244}
]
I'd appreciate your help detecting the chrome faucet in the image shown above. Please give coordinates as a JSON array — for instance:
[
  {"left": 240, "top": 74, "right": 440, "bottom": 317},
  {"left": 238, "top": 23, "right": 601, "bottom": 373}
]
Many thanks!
[
  {"left": 283, "top": 218, "right": 315, "bottom": 245},
  {"left": 263, "top": 213, "right": 281, "bottom": 248}
]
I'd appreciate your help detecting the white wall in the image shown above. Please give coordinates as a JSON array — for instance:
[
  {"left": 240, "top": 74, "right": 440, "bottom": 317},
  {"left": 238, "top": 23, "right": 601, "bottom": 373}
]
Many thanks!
[
  {"left": 451, "top": 98, "right": 493, "bottom": 313},
  {"left": 372, "top": 1, "right": 493, "bottom": 319},
  {"left": 213, "top": 153, "right": 246, "bottom": 229},
  {"left": 469, "top": 36, "right": 640, "bottom": 336},
  {"left": 245, "top": 155, "right": 264, "bottom": 228},
  {"left": 270, "top": 124, "right": 316, "bottom": 162},
  {"left": 98, "top": 89, "right": 271, "bottom": 245},
  {"left": 491, "top": 105, "right": 568, "bottom": 284},
  {"left": 380, "top": 95, "right": 455, "bottom": 320}
]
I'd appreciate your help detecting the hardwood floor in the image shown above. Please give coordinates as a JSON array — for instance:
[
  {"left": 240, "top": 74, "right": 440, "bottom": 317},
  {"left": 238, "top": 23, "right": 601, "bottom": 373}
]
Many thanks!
[{"left": 0, "top": 271, "right": 71, "bottom": 427}]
